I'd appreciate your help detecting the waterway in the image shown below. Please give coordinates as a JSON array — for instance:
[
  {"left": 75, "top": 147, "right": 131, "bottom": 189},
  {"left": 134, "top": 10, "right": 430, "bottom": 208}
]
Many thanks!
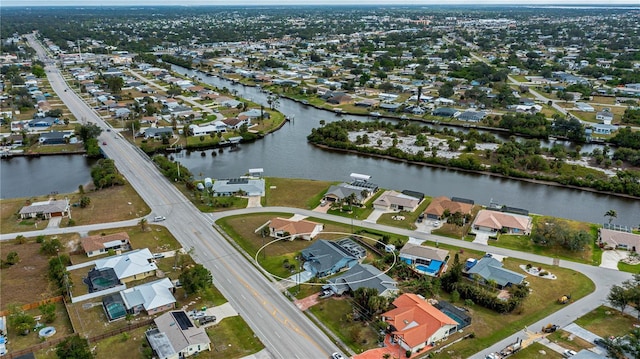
[
  {"left": 0, "top": 155, "right": 96, "bottom": 199},
  {"left": 171, "top": 66, "right": 640, "bottom": 226}
]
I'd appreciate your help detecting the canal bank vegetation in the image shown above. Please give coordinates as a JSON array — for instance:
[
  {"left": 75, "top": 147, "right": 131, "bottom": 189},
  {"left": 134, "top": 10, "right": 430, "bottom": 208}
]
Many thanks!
[{"left": 308, "top": 120, "right": 640, "bottom": 197}]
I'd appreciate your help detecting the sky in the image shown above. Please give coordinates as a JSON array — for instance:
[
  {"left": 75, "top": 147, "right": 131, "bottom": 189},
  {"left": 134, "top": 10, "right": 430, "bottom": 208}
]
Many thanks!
[{"left": 2, "top": 0, "right": 639, "bottom": 6}]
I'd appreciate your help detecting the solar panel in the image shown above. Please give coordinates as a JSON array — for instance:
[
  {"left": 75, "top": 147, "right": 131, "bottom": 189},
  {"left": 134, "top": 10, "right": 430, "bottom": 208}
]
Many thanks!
[
  {"left": 228, "top": 178, "right": 249, "bottom": 184},
  {"left": 173, "top": 311, "right": 193, "bottom": 330}
]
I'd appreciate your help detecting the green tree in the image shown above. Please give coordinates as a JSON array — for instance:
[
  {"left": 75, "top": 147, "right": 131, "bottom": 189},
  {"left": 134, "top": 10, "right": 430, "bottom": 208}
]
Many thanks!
[
  {"left": 5, "top": 251, "right": 19, "bottom": 265},
  {"left": 604, "top": 209, "right": 617, "bottom": 224},
  {"left": 40, "top": 238, "right": 62, "bottom": 256},
  {"left": 75, "top": 124, "right": 102, "bottom": 143},
  {"left": 607, "top": 285, "right": 631, "bottom": 314},
  {"left": 179, "top": 264, "right": 213, "bottom": 295},
  {"left": 56, "top": 335, "right": 94, "bottom": 359},
  {"left": 105, "top": 76, "right": 124, "bottom": 94},
  {"left": 8, "top": 306, "right": 35, "bottom": 336},
  {"left": 39, "top": 302, "right": 57, "bottom": 323},
  {"left": 139, "top": 218, "right": 148, "bottom": 231},
  {"left": 79, "top": 196, "right": 91, "bottom": 208}
]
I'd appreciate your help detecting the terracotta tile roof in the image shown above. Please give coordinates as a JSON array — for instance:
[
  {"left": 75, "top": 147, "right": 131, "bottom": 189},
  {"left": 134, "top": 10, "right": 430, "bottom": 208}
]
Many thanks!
[
  {"left": 383, "top": 293, "right": 456, "bottom": 348},
  {"left": 269, "top": 217, "right": 321, "bottom": 236},
  {"left": 424, "top": 196, "right": 472, "bottom": 217},
  {"left": 81, "top": 232, "right": 130, "bottom": 253},
  {"left": 473, "top": 210, "right": 532, "bottom": 232}
]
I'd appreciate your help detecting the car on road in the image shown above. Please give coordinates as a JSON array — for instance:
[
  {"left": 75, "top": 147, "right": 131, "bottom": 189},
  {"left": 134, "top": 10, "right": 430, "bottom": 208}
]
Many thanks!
[
  {"left": 153, "top": 216, "right": 166, "bottom": 222},
  {"left": 102, "top": 141, "right": 107, "bottom": 145},
  {"left": 106, "top": 128, "right": 111, "bottom": 132},
  {"left": 331, "top": 353, "right": 345, "bottom": 359}
]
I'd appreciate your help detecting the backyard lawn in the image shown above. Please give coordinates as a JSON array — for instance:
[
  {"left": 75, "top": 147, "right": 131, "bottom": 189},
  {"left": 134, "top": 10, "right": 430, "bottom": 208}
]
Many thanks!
[
  {"left": 309, "top": 298, "right": 379, "bottom": 354},
  {"left": 4, "top": 301, "right": 74, "bottom": 352},
  {"left": 574, "top": 305, "right": 639, "bottom": 338},
  {"left": 92, "top": 326, "right": 149, "bottom": 359}
]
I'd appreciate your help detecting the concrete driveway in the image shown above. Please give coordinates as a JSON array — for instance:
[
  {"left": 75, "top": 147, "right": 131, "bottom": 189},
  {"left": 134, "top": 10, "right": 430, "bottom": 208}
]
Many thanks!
[
  {"left": 246, "top": 196, "right": 262, "bottom": 208},
  {"left": 472, "top": 230, "right": 492, "bottom": 245},
  {"left": 600, "top": 250, "right": 628, "bottom": 270},
  {"left": 364, "top": 208, "right": 387, "bottom": 223},
  {"left": 562, "top": 323, "right": 603, "bottom": 344}
]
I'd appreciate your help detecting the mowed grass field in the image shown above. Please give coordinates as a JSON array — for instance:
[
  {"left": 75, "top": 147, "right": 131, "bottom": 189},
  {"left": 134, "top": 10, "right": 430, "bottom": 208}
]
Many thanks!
[
  {"left": 61, "top": 184, "right": 150, "bottom": 226},
  {"left": 264, "top": 177, "right": 333, "bottom": 208}
]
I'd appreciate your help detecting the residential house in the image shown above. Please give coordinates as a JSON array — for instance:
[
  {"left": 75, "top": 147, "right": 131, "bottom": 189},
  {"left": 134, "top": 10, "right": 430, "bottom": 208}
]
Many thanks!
[
  {"left": 239, "top": 109, "right": 268, "bottom": 120},
  {"left": 28, "top": 116, "right": 57, "bottom": 128},
  {"left": 268, "top": 217, "right": 324, "bottom": 241},
  {"left": 472, "top": 210, "right": 532, "bottom": 235},
  {"left": 432, "top": 107, "right": 459, "bottom": 118},
  {"left": 222, "top": 116, "right": 250, "bottom": 130},
  {"left": 599, "top": 228, "right": 640, "bottom": 253},
  {"left": 373, "top": 190, "right": 421, "bottom": 212},
  {"left": 80, "top": 232, "right": 131, "bottom": 257},
  {"left": 19, "top": 198, "right": 71, "bottom": 219},
  {"left": 211, "top": 177, "right": 265, "bottom": 197},
  {"left": 596, "top": 111, "right": 614, "bottom": 124},
  {"left": 120, "top": 278, "right": 176, "bottom": 315},
  {"left": 188, "top": 122, "right": 227, "bottom": 136},
  {"left": 592, "top": 123, "right": 617, "bottom": 135},
  {"left": 424, "top": 196, "right": 473, "bottom": 220},
  {"left": 146, "top": 311, "right": 211, "bottom": 359},
  {"left": 300, "top": 239, "right": 360, "bottom": 277},
  {"left": 93, "top": 248, "right": 158, "bottom": 283},
  {"left": 399, "top": 242, "right": 449, "bottom": 277},
  {"left": 325, "top": 263, "right": 398, "bottom": 297},
  {"left": 456, "top": 110, "right": 486, "bottom": 122},
  {"left": 38, "top": 131, "right": 69, "bottom": 145},
  {"left": 327, "top": 93, "right": 352, "bottom": 105},
  {"left": 464, "top": 256, "right": 526, "bottom": 289},
  {"left": 323, "top": 183, "right": 373, "bottom": 205},
  {"left": 143, "top": 127, "right": 174, "bottom": 140},
  {"left": 575, "top": 102, "right": 595, "bottom": 112},
  {"left": 379, "top": 103, "right": 402, "bottom": 112},
  {"left": 382, "top": 293, "right": 458, "bottom": 354}
]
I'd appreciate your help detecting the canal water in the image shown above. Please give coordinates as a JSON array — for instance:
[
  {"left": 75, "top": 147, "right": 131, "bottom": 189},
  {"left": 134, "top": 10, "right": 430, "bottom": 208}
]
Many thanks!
[
  {"left": 0, "top": 155, "right": 96, "bottom": 199},
  {"left": 171, "top": 66, "right": 640, "bottom": 226}
]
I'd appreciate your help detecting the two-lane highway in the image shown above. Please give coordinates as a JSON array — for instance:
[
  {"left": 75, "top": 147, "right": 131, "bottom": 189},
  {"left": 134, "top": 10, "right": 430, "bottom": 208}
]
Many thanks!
[{"left": 26, "top": 34, "right": 338, "bottom": 359}]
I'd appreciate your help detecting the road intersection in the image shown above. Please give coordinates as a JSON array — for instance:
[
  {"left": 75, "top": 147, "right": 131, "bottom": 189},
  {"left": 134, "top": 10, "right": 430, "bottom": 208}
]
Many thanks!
[{"left": 7, "top": 34, "right": 633, "bottom": 359}]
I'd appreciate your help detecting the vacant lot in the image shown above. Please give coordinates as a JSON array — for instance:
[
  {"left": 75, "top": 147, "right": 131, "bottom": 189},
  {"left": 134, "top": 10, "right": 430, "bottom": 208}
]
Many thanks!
[
  {"left": 207, "top": 316, "right": 265, "bottom": 359},
  {"left": 510, "top": 342, "right": 562, "bottom": 359},
  {"left": 0, "top": 234, "right": 79, "bottom": 310},
  {"left": 264, "top": 177, "right": 332, "bottom": 208},
  {"left": 574, "top": 305, "right": 639, "bottom": 337},
  {"left": 62, "top": 184, "right": 150, "bottom": 227}
]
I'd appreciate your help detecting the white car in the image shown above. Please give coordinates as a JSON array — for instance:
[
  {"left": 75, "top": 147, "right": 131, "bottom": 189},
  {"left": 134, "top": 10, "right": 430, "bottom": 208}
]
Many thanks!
[
  {"left": 331, "top": 353, "right": 345, "bottom": 359},
  {"left": 153, "top": 216, "right": 166, "bottom": 222},
  {"left": 433, "top": 221, "right": 441, "bottom": 226},
  {"left": 563, "top": 350, "right": 577, "bottom": 357}
]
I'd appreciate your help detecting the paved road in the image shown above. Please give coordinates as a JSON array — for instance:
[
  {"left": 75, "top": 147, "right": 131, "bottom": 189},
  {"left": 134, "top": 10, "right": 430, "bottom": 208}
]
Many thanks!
[
  {"left": 25, "top": 34, "right": 339, "bottom": 359},
  {"left": 16, "top": 34, "right": 633, "bottom": 359}
]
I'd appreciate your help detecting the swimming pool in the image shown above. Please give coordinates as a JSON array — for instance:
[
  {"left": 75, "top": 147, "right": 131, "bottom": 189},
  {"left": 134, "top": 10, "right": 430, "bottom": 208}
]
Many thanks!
[
  {"left": 105, "top": 302, "right": 127, "bottom": 321},
  {"left": 416, "top": 260, "right": 443, "bottom": 275},
  {"left": 442, "top": 309, "right": 469, "bottom": 329}
]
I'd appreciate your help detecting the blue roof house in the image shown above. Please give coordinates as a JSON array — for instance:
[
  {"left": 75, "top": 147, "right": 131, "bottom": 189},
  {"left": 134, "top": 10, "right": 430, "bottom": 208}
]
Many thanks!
[
  {"left": 465, "top": 256, "right": 525, "bottom": 289},
  {"left": 300, "top": 240, "right": 359, "bottom": 277}
]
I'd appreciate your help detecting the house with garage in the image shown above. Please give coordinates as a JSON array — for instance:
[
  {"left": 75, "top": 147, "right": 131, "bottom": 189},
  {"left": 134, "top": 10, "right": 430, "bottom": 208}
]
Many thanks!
[
  {"left": 146, "top": 310, "right": 211, "bottom": 359},
  {"left": 222, "top": 116, "right": 250, "bottom": 130},
  {"left": 300, "top": 239, "right": 361, "bottom": 277},
  {"left": 93, "top": 248, "right": 158, "bottom": 283},
  {"left": 188, "top": 121, "right": 227, "bottom": 136},
  {"left": 464, "top": 255, "right": 526, "bottom": 289},
  {"left": 399, "top": 242, "right": 450, "bottom": 277},
  {"left": 28, "top": 116, "right": 58, "bottom": 129},
  {"left": 80, "top": 232, "right": 131, "bottom": 257},
  {"left": 325, "top": 263, "right": 398, "bottom": 297},
  {"left": 211, "top": 177, "right": 265, "bottom": 197},
  {"left": 19, "top": 198, "right": 71, "bottom": 219},
  {"left": 472, "top": 210, "right": 532, "bottom": 235},
  {"left": 424, "top": 196, "right": 473, "bottom": 220},
  {"left": 268, "top": 217, "right": 324, "bottom": 241},
  {"left": 120, "top": 278, "right": 176, "bottom": 315},
  {"left": 592, "top": 123, "right": 617, "bottom": 135},
  {"left": 373, "top": 191, "right": 421, "bottom": 212},
  {"left": 382, "top": 293, "right": 458, "bottom": 355},
  {"left": 599, "top": 228, "right": 640, "bottom": 253}
]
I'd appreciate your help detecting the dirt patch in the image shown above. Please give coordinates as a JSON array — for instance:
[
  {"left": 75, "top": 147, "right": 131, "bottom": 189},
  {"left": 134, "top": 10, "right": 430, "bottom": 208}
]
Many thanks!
[{"left": 0, "top": 241, "right": 58, "bottom": 310}]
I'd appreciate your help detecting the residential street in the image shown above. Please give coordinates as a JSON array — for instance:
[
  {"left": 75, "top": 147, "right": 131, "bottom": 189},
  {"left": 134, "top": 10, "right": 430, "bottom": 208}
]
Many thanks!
[{"left": 6, "top": 33, "right": 632, "bottom": 359}]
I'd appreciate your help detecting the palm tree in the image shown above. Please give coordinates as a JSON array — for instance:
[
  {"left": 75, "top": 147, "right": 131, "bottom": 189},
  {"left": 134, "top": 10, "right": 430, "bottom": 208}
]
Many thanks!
[
  {"left": 604, "top": 209, "right": 617, "bottom": 225},
  {"left": 139, "top": 218, "right": 148, "bottom": 232},
  {"left": 416, "top": 85, "right": 423, "bottom": 106}
]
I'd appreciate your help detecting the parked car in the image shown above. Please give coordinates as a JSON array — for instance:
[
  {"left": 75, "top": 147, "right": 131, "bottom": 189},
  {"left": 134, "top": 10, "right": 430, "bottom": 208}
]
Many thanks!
[
  {"left": 563, "top": 349, "right": 577, "bottom": 357},
  {"left": 319, "top": 289, "right": 333, "bottom": 299},
  {"left": 594, "top": 338, "right": 607, "bottom": 348},
  {"left": 153, "top": 216, "right": 166, "bottom": 222},
  {"left": 331, "top": 353, "right": 345, "bottom": 359},
  {"left": 199, "top": 315, "right": 216, "bottom": 325}
]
